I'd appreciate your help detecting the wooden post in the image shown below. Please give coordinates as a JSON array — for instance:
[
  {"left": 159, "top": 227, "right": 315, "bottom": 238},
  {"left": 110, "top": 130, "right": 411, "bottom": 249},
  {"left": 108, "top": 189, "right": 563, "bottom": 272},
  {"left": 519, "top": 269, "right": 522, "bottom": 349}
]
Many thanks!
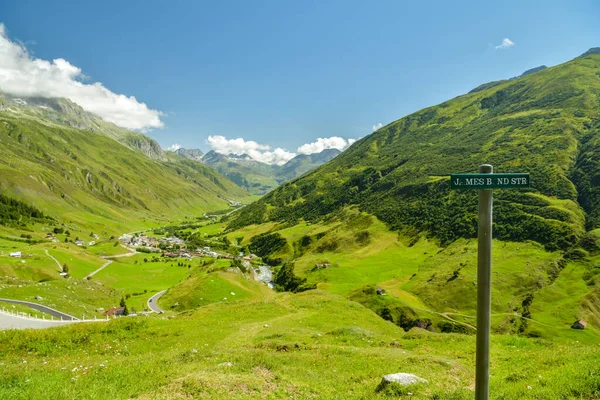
[{"left": 475, "top": 164, "right": 493, "bottom": 400}]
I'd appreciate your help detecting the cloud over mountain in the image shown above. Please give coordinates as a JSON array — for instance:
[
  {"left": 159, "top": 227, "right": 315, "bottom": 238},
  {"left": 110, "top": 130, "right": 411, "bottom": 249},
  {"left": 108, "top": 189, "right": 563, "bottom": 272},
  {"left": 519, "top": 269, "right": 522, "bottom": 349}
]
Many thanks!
[
  {"left": 206, "top": 135, "right": 296, "bottom": 166},
  {"left": 205, "top": 135, "right": 358, "bottom": 165},
  {"left": 166, "top": 143, "right": 182, "bottom": 151},
  {"left": 372, "top": 123, "right": 383, "bottom": 131},
  {"left": 0, "top": 24, "right": 164, "bottom": 131},
  {"left": 297, "top": 137, "right": 356, "bottom": 154}
]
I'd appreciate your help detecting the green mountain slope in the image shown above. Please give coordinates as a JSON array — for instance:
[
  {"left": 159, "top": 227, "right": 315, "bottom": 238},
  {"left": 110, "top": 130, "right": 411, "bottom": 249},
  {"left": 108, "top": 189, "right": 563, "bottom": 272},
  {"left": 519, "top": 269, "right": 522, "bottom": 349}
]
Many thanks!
[
  {"left": 0, "top": 94, "right": 166, "bottom": 159},
  {"left": 0, "top": 100, "right": 249, "bottom": 233},
  {"left": 225, "top": 50, "right": 600, "bottom": 338},
  {"left": 232, "top": 51, "right": 600, "bottom": 252}
]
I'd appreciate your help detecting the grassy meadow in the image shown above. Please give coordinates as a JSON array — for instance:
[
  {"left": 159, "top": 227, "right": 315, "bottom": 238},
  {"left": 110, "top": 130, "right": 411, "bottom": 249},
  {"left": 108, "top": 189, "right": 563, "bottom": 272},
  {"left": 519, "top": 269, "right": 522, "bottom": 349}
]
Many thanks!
[
  {"left": 91, "top": 254, "right": 193, "bottom": 312},
  {"left": 0, "top": 290, "right": 599, "bottom": 399},
  {"left": 159, "top": 269, "right": 273, "bottom": 311}
]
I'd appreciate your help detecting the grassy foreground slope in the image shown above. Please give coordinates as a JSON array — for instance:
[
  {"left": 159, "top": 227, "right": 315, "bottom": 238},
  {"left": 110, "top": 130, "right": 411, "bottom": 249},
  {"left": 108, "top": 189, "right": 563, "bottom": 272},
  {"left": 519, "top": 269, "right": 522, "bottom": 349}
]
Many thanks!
[
  {"left": 231, "top": 52, "right": 600, "bottom": 252},
  {"left": 0, "top": 290, "right": 599, "bottom": 400}
]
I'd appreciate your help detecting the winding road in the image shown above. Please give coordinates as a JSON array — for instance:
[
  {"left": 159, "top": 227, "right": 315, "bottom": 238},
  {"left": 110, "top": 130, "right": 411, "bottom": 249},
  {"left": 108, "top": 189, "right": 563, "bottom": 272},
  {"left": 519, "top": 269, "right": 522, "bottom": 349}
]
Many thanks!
[
  {"left": 0, "top": 311, "right": 77, "bottom": 330},
  {"left": 147, "top": 290, "right": 167, "bottom": 313},
  {"left": 0, "top": 298, "right": 78, "bottom": 320}
]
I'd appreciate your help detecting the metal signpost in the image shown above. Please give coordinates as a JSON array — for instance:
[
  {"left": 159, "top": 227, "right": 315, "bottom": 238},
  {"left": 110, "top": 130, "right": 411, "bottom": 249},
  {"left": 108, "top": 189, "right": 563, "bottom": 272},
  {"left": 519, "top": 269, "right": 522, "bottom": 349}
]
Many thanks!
[{"left": 450, "top": 164, "right": 530, "bottom": 400}]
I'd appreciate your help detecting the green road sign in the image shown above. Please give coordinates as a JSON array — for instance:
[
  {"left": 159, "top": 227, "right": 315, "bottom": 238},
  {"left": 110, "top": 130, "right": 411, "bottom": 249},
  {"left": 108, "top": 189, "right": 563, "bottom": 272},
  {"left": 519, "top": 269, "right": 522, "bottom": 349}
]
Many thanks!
[{"left": 450, "top": 173, "right": 530, "bottom": 190}]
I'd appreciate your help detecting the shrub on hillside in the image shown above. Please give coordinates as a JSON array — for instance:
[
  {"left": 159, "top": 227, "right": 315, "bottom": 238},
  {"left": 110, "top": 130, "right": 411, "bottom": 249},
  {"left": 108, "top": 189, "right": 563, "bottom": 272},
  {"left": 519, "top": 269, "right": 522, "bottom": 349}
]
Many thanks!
[
  {"left": 248, "top": 232, "right": 287, "bottom": 259},
  {"left": 273, "top": 262, "right": 315, "bottom": 293}
]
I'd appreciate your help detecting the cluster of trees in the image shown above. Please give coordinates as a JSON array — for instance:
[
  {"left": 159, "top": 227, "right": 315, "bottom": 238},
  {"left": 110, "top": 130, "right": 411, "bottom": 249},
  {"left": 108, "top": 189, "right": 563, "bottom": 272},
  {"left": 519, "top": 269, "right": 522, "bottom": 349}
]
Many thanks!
[
  {"left": 273, "top": 262, "right": 315, "bottom": 293},
  {"left": 0, "top": 194, "right": 52, "bottom": 227},
  {"left": 120, "top": 296, "right": 130, "bottom": 316},
  {"left": 248, "top": 232, "right": 287, "bottom": 266}
]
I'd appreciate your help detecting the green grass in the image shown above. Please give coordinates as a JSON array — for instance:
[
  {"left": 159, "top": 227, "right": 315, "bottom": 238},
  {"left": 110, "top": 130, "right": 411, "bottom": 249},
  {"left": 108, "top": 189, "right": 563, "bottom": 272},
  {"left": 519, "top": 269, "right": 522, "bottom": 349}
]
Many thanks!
[
  {"left": 86, "top": 241, "right": 131, "bottom": 257},
  {"left": 193, "top": 222, "right": 228, "bottom": 237},
  {"left": 92, "top": 254, "right": 192, "bottom": 312},
  {"left": 224, "top": 207, "right": 600, "bottom": 340},
  {"left": 0, "top": 290, "right": 598, "bottom": 399},
  {"left": 297, "top": 234, "right": 438, "bottom": 296},
  {"left": 529, "top": 256, "right": 600, "bottom": 341},
  {"left": 224, "top": 222, "right": 279, "bottom": 246},
  {"left": 45, "top": 245, "right": 106, "bottom": 279},
  {"left": 159, "top": 270, "right": 273, "bottom": 311},
  {"left": 0, "top": 251, "right": 58, "bottom": 282}
]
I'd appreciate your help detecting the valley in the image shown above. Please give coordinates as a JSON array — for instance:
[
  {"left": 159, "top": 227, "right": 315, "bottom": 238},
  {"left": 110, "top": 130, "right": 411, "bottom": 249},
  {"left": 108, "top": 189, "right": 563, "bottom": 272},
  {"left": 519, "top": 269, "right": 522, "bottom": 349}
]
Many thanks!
[
  {"left": 176, "top": 148, "right": 342, "bottom": 195},
  {"left": 1, "top": 47, "right": 600, "bottom": 399}
]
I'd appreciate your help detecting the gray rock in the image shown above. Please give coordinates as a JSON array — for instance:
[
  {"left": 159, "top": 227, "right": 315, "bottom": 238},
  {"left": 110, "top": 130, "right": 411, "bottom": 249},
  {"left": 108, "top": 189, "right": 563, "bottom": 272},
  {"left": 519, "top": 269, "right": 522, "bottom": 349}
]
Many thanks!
[{"left": 376, "top": 373, "right": 427, "bottom": 392}]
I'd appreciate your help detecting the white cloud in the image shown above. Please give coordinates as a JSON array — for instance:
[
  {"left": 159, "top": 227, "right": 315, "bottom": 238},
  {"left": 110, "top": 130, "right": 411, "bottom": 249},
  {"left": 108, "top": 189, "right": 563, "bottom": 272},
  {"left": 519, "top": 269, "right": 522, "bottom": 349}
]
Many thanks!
[
  {"left": 0, "top": 23, "right": 164, "bottom": 131},
  {"left": 166, "top": 143, "right": 181, "bottom": 151},
  {"left": 297, "top": 136, "right": 356, "bottom": 155},
  {"left": 206, "top": 135, "right": 358, "bottom": 165},
  {"left": 372, "top": 123, "right": 383, "bottom": 132},
  {"left": 206, "top": 135, "right": 296, "bottom": 166},
  {"left": 495, "top": 38, "right": 515, "bottom": 50}
]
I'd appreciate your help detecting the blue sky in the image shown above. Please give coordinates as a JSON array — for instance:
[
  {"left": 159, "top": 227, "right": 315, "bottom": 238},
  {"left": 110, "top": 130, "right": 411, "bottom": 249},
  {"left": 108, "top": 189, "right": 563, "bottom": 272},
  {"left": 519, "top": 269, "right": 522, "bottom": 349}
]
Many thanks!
[{"left": 2, "top": 1, "right": 599, "bottom": 163}]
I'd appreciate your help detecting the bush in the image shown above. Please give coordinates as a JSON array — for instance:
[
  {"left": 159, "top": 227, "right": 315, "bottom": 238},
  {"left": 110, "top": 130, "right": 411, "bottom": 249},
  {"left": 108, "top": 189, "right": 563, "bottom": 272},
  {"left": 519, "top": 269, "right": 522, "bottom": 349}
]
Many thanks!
[
  {"left": 273, "top": 262, "right": 316, "bottom": 293},
  {"left": 437, "top": 320, "right": 471, "bottom": 334},
  {"left": 377, "top": 305, "right": 432, "bottom": 332},
  {"left": 564, "top": 248, "right": 589, "bottom": 260},
  {"left": 249, "top": 232, "right": 287, "bottom": 259}
]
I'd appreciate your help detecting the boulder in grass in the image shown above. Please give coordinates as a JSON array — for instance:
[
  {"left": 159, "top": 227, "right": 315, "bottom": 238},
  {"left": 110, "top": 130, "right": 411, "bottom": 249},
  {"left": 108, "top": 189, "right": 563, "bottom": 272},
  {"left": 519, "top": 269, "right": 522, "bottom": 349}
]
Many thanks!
[
  {"left": 376, "top": 373, "right": 427, "bottom": 393},
  {"left": 571, "top": 320, "right": 587, "bottom": 330}
]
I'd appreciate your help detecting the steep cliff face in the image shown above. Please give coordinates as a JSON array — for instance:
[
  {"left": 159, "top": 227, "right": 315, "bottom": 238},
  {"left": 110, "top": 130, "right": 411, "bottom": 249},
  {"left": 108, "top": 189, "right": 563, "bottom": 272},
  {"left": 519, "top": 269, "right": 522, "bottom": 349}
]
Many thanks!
[
  {"left": 175, "top": 148, "right": 204, "bottom": 162},
  {"left": 119, "top": 132, "right": 165, "bottom": 160}
]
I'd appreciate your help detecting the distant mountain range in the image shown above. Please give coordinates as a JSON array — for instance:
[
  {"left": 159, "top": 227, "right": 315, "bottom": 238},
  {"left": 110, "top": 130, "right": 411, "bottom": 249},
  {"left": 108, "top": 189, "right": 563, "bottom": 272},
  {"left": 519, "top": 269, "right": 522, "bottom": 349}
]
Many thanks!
[
  {"left": 174, "top": 147, "right": 342, "bottom": 195},
  {"left": 174, "top": 148, "right": 204, "bottom": 162}
]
